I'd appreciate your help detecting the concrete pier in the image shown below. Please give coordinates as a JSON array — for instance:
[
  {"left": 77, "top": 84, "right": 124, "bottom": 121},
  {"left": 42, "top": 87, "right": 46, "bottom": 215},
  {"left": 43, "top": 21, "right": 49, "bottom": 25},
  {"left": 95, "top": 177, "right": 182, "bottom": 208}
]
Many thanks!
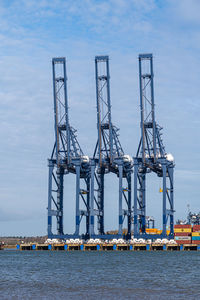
[{"left": 6, "top": 242, "right": 200, "bottom": 251}]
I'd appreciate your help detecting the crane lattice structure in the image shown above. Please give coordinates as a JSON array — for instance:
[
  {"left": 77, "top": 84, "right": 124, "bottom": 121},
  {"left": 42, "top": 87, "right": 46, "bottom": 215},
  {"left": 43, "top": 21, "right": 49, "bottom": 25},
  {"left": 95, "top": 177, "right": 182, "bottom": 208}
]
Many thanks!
[
  {"left": 91, "top": 56, "right": 133, "bottom": 239},
  {"left": 47, "top": 57, "right": 91, "bottom": 239},
  {"left": 134, "top": 54, "right": 175, "bottom": 239}
]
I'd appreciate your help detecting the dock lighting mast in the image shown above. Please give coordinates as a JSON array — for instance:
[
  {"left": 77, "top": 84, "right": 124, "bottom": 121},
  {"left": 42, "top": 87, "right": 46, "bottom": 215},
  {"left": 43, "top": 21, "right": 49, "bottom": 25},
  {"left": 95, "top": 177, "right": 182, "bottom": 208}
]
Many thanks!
[
  {"left": 47, "top": 57, "right": 91, "bottom": 239},
  {"left": 134, "top": 54, "right": 175, "bottom": 239},
  {"left": 91, "top": 56, "right": 133, "bottom": 238}
]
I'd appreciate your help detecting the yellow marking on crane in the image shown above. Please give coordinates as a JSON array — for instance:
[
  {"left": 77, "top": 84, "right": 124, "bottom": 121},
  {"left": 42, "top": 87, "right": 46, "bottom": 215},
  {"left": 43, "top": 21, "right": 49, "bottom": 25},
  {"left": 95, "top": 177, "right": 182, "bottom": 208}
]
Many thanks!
[{"left": 81, "top": 191, "right": 88, "bottom": 194}]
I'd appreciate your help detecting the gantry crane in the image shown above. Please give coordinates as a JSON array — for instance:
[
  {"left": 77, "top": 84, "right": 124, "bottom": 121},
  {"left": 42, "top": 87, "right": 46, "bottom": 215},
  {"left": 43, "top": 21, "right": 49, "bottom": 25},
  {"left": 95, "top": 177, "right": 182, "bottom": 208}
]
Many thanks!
[
  {"left": 47, "top": 57, "right": 91, "bottom": 239},
  {"left": 134, "top": 54, "right": 175, "bottom": 239},
  {"left": 90, "top": 56, "right": 133, "bottom": 239}
]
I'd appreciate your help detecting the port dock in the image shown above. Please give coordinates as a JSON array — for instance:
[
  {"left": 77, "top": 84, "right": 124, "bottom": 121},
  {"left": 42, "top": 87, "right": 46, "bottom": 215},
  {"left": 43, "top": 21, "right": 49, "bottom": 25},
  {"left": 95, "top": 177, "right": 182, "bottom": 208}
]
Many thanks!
[{"left": 11, "top": 242, "right": 200, "bottom": 251}]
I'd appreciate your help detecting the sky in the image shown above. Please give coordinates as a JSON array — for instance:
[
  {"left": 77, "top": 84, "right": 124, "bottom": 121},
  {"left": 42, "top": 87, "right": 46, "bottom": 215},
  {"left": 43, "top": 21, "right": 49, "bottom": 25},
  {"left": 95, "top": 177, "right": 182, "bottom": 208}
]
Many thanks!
[{"left": 0, "top": 0, "right": 200, "bottom": 236}]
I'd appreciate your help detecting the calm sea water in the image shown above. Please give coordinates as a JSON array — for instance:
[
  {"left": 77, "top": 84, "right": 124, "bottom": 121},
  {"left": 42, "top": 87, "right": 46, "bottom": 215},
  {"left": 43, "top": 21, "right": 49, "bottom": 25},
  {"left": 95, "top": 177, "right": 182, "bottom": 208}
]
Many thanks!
[{"left": 0, "top": 250, "right": 200, "bottom": 299}]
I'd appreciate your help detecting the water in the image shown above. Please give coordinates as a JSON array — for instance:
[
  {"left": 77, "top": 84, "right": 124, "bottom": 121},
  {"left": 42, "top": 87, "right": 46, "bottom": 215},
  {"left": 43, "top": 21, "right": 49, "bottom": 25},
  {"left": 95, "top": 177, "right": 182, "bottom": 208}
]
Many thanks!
[{"left": 0, "top": 251, "right": 200, "bottom": 299}]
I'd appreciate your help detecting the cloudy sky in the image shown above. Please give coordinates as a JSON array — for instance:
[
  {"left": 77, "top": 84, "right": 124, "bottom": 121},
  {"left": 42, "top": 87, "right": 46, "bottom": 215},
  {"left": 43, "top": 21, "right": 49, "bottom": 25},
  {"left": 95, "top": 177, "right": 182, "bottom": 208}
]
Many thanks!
[{"left": 0, "top": 0, "right": 200, "bottom": 236}]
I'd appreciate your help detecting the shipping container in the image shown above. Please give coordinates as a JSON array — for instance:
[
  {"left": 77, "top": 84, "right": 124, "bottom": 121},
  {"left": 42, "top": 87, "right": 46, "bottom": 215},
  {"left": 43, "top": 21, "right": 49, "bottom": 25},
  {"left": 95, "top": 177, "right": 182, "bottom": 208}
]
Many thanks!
[
  {"left": 192, "top": 240, "right": 200, "bottom": 244},
  {"left": 192, "top": 225, "right": 200, "bottom": 232},
  {"left": 174, "top": 228, "right": 191, "bottom": 233},
  {"left": 174, "top": 225, "right": 191, "bottom": 228},
  {"left": 174, "top": 232, "right": 191, "bottom": 236},
  {"left": 146, "top": 228, "right": 159, "bottom": 234},
  {"left": 176, "top": 240, "right": 191, "bottom": 244},
  {"left": 191, "top": 236, "right": 200, "bottom": 240},
  {"left": 146, "top": 228, "right": 157, "bottom": 232},
  {"left": 191, "top": 232, "right": 200, "bottom": 236},
  {"left": 174, "top": 236, "right": 191, "bottom": 241}
]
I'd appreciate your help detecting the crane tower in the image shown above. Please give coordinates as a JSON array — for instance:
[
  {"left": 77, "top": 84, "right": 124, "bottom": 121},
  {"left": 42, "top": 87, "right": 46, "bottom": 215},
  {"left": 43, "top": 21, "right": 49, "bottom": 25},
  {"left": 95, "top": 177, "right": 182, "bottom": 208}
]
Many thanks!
[
  {"left": 134, "top": 54, "right": 175, "bottom": 239},
  {"left": 47, "top": 57, "right": 91, "bottom": 239},
  {"left": 91, "top": 56, "right": 133, "bottom": 238}
]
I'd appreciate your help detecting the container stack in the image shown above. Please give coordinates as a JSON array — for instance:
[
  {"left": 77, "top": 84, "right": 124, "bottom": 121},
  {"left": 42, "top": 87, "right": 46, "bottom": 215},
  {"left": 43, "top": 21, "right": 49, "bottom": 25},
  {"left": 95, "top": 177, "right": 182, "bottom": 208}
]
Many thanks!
[
  {"left": 192, "top": 225, "right": 200, "bottom": 244},
  {"left": 174, "top": 225, "right": 192, "bottom": 244}
]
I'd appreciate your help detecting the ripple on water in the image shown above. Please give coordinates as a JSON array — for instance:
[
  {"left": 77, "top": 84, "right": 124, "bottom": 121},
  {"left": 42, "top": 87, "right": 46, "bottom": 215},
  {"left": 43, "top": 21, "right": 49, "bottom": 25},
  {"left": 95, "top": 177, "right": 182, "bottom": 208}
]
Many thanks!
[{"left": 0, "top": 251, "right": 200, "bottom": 299}]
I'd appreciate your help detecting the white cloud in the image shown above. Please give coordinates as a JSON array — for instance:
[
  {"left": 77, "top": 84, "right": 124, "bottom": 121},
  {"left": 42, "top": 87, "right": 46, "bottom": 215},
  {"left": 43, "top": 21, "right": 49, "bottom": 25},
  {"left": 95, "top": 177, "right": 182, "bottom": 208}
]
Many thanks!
[{"left": 168, "top": 0, "right": 200, "bottom": 25}]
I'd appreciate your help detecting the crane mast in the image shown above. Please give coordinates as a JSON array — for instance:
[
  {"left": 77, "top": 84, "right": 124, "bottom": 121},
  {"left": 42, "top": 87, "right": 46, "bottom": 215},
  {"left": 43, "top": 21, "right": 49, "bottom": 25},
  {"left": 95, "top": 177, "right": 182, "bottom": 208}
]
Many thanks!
[
  {"left": 48, "top": 57, "right": 91, "bottom": 239},
  {"left": 91, "top": 56, "right": 133, "bottom": 238},
  {"left": 134, "top": 54, "right": 174, "bottom": 239}
]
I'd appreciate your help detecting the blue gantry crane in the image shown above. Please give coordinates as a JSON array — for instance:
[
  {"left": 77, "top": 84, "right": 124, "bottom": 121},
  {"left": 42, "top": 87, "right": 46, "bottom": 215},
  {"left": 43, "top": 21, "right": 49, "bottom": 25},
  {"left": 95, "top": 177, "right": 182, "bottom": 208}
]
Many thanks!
[
  {"left": 133, "top": 54, "right": 175, "bottom": 239},
  {"left": 47, "top": 57, "right": 91, "bottom": 239},
  {"left": 47, "top": 54, "right": 175, "bottom": 241},
  {"left": 90, "top": 56, "right": 133, "bottom": 239}
]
